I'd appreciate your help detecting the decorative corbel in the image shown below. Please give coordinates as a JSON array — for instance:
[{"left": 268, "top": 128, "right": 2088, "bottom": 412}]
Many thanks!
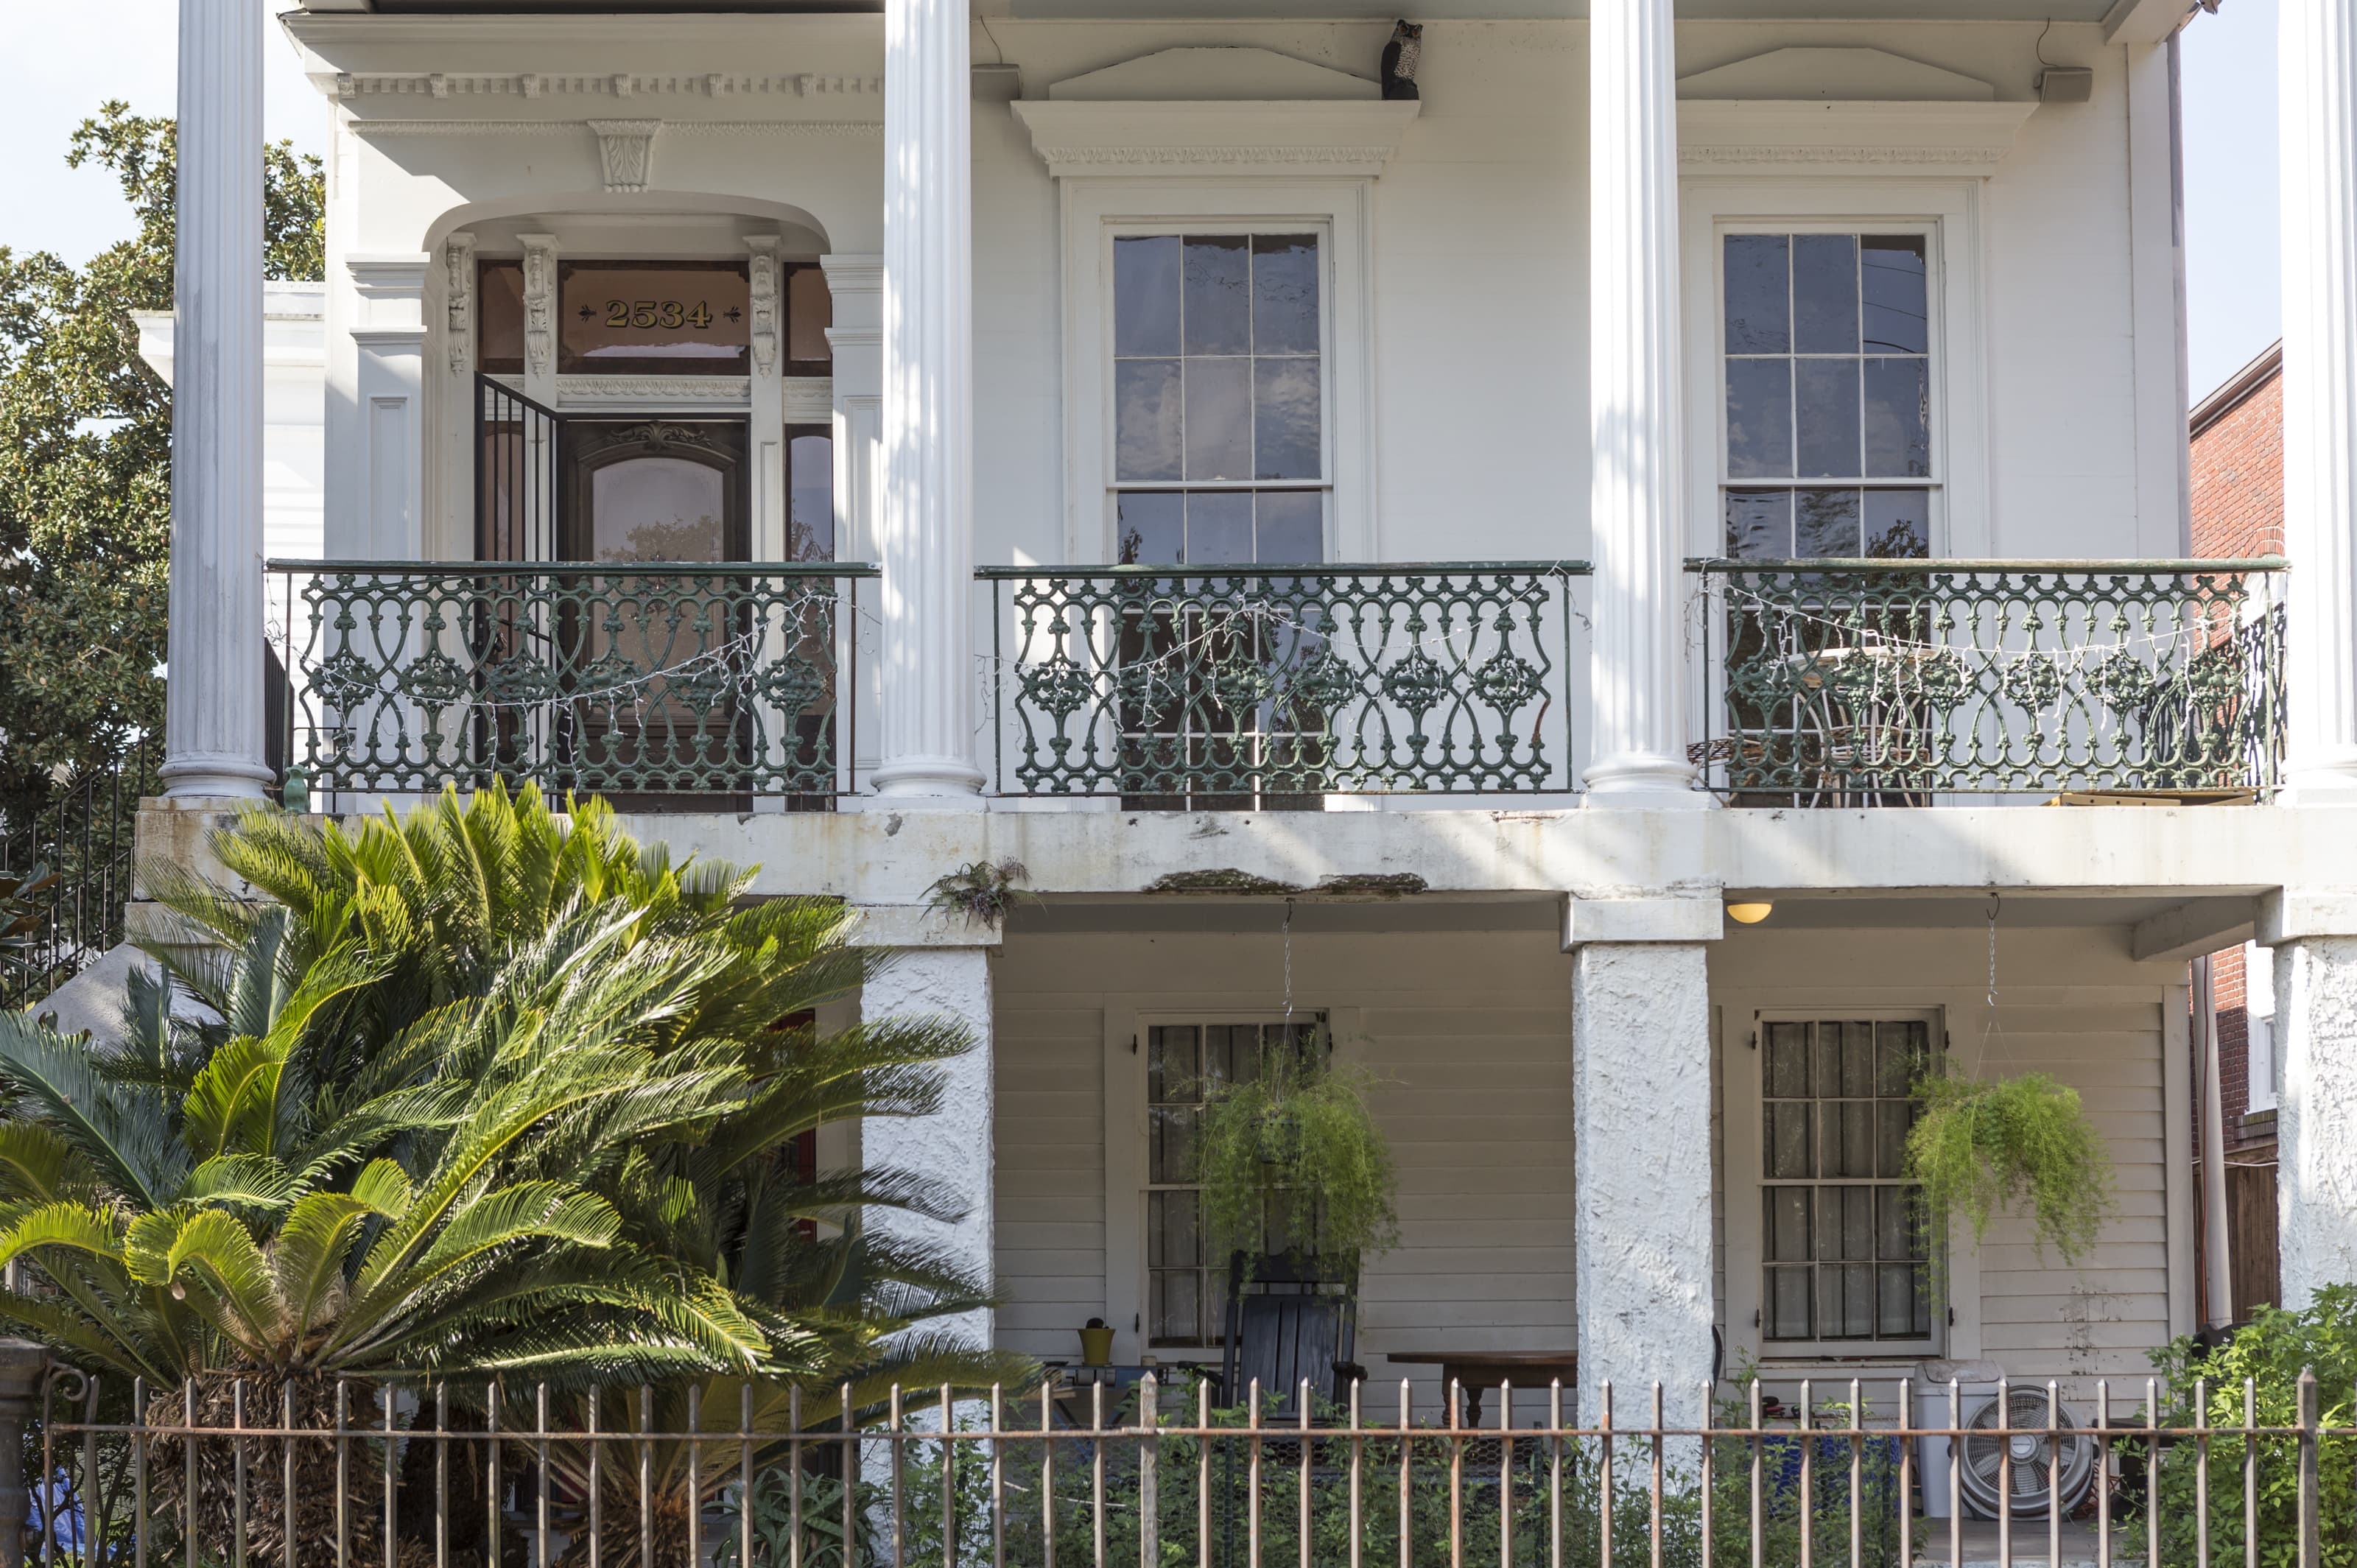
[
  {"left": 745, "top": 236, "right": 781, "bottom": 375},
  {"left": 444, "top": 233, "right": 477, "bottom": 376},
  {"left": 586, "top": 119, "right": 661, "bottom": 194},
  {"left": 519, "top": 233, "right": 559, "bottom": 382}
]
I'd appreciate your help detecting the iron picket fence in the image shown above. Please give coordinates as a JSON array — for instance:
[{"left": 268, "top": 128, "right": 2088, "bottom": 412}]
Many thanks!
[
  {"left": 0, "top": 745, "right": 156, "bottom": 1010},
  {"left": 21, "top": 1366, "right": 2356, "bottom": 1568}
]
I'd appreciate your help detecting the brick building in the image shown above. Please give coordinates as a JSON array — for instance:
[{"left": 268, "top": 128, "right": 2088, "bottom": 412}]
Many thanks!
[{"left": 2192, "top": 340, "right": 2285, "bottom": 1318}]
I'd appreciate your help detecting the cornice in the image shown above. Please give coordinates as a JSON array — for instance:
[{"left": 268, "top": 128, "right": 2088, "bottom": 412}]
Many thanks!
[
  {"left": 1676, "top": 100, "right": 2039, "bottom": 173},
  {"left": 329, "top": 72, "right": 879, "bottom": 102},
  {"left": 1011, "top": 99, "right": 1420, "bottom": 179},
  {"left": 350, "top": 118, "right": 880, "bottom": 138}
]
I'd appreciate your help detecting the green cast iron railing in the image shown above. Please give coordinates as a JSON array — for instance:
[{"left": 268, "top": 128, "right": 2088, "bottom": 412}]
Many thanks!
[
  {"left": 1692, "top": 558, "right": 2287, "bottom": 802},
  {"left": 268, "top": 560, "right": 874, "bottom": 804},
  {"left": 983, "top": 563, "right": 1589, "bottom": 801}
]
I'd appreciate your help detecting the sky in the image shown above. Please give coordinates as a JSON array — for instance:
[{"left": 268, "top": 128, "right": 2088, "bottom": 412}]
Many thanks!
[{"left": 0, "top": 0, "right": 2291, "bottom": 409}]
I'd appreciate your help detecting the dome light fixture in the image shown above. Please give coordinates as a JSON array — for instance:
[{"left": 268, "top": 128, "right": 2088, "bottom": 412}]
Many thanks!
[{"left": 1727, "top": 901, "right": 1774, "bottom": 926}]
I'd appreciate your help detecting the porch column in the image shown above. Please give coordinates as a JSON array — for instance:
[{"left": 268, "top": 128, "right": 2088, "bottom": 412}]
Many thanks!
[
  {"left": 857, "top": 910, "right": 997, "bottom": 1347},
  {"left": 874, "top": 0, "right": 985, "bottom": 800},
  {"left": 161, "top": 0, "right": 271, "bottom": 799},
  {"left": 1567, "top": 899, "right": 1720, "bottom": 1427},
  {"left": 2279, "top": 0, "right": 2357, "bottom": 799},
  {"left": 2262, "top": 895, "right": 2357, "bottom": 1306},
  {"left": 1582, "top": 0, "right": 1701, "bottom": 807}
]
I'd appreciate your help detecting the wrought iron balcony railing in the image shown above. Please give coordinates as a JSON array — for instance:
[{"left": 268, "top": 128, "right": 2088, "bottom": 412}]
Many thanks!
[
  {"left": 983, "top": 563, "right": 1588, "bottom": 802},
  {"left": 268, "top": 560, "right": 873, "bottom": 806},
  {"left": 1692, "top": 558, "right": 2287, "bottom": 804}
]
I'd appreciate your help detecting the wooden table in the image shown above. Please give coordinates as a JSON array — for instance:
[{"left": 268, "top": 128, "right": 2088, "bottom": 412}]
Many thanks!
[{"left": 1383, "top": 1351, "right": 1578, "bottom": 1427}]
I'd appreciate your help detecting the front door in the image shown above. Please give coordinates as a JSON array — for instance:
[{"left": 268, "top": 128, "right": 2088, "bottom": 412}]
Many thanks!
[{"left": 557, "top": 419, "right": 751, "bottom": 808}]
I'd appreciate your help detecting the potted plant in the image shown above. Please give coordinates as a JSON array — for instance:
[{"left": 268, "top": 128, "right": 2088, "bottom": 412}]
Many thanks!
[
  {"left": 1905, "top": 1066, "right": 2115, "bottom": 1268},
  {"left": 1192, "top": 1031, "right": 1399, "bottom": 1273}
]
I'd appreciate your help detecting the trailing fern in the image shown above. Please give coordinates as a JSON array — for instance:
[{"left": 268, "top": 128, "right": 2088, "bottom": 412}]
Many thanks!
[
  {"left": 1904, "top": 1067, "right": 2115, "bottom": 1266},
  {"left": 1192, "top": 1035, "right": 1399, "bottom": 1270}
]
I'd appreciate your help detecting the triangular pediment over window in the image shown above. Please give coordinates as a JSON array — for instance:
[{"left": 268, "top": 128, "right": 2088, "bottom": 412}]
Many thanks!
[
  {"left": 1046, "top": 46, "right": 1380, "bottom": 102},
  {"left": 1675, "top": 46, "right": 2035, "bottom": 172}
]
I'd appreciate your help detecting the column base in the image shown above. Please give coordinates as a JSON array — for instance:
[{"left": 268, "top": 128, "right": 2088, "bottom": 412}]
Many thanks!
[
  {"left": 158, "top": 756, "right": 275, "bottom": 800},
  {"left": 2279, "top": 752, "right": 2357, "bottom": 805},
  {"left": 1581, "top": 752, "right": 1714, "bottom": 809},
  {"left": 871, "top": 754, "right": 988, "bottom": 804}
]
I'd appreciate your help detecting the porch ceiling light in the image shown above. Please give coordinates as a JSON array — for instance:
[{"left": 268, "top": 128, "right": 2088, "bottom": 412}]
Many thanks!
[{"left": 1727, "top": 901, "right": 1774, "bottom": 926}]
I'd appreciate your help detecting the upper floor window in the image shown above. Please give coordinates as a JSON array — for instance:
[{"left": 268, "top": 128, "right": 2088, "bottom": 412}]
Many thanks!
[
  {"left": 1111, "top": 231, "right": 1327, "bottom": 566},
  {"left": 1721, "top": 232, "right": 1933, "bottom": 560}
]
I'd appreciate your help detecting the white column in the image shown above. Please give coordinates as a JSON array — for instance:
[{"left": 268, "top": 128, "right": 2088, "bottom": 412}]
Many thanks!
[
  {"left": 874, "top": 0, "right": 984, "bottom": 800},
  {"left": 161, "top": 0, "right": 271, "bottom": 799},
  {"left": 2280, "top": 0, "right": 2357, "bottom": 800},
  {"left": 1569, "top": 901, "right": 1718, "bottom": 1427},
  {"left": 859, "top": 934, "right": 996, "bottom": 1347},
  {"left": 824, "top": 255, "right": 887, "bottom": 790},
  {"left": 2275, "top": 937, "right": 2357, "bottom": 1307},
  {"left": 1583, "top": 0, "right": 1702, "bottom": 808}
]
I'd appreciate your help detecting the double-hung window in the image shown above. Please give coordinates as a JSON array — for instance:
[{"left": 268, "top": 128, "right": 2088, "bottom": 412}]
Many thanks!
[
  {"left": 1760, "top": 1016, "right": 1936, "bottom": 1344},
  {"left": 1111, "top": 231, "right": 1327, "bottom": 567},
  {"left": 1721, "top": 232, "right": 1935, "bottom": 560}
]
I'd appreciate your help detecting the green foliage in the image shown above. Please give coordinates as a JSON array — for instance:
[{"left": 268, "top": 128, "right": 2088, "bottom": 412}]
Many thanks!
[
  {"left": 2132, "top": 1285, "right": 2357, "bottom": 1568},
  {"left": 0, "top": 861, "right": 55, "bottom": 980},
  {"left": 0, "top": 104, "right": 322, "bottom": 823},
  {"left": 1904, "top": 1067, "right": 2114, "bottom": 1265},
  {"left": 1192, "top": 1033, "right": 1398, "bottom": 1270},
  {"left": 921, "top": 859, "right": 1033, "bottom": 929}
]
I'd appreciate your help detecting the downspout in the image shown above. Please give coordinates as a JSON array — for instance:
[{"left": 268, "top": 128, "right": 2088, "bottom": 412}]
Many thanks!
[{"left": 2193, "top": 954, "right": 2235, "bottom": 1328}]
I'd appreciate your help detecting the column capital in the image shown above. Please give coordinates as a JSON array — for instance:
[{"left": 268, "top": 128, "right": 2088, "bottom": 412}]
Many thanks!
[
  {"left": 1563, "top": 895, "right": 1724, "bottom": 948},
  {"left": 852, "top": 904, "right": 1005, "bottom": 949},
  {"left": 2258, "top": 890, "right": 2357, "bottom": 945}
]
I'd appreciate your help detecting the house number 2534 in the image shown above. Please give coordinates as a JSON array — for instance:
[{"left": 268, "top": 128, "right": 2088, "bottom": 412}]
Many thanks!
[{"left": 603, "top": 299, "right": 714, "bottom": 331}]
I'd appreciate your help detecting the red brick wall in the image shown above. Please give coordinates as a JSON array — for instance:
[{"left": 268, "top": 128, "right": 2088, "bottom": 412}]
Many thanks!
[
  {"left": 2190, "top": 370, "right": 2284, "bottom": 559},
  {"left": 2207, "top": 943, "right": 2262, "bottom": 1150}
]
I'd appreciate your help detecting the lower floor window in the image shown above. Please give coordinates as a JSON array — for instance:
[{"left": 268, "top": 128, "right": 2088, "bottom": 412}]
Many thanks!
[{"left": 1760, "top": 1016, "right": 1936, "bottom": 1343}]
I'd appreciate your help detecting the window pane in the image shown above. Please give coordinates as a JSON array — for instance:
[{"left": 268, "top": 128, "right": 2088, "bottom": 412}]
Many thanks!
[
  {"left": 1254, "top": 359, "right": 1321, "bottom": 480},
  {"left": 1877, "top": 1265, "right": 1919, "bottom": 1337},
  {"left": 787, "top": 433, "right": 833, "bottom": 561},
  {"left": 1726, "top": 359, "right": 1794, "bottom": 479},
  {"left": 1795, "top": 359, "right": 1861, "bottom": 478},
  {"left": 1767, "top": 1186, "right": 1812, "bottom": 1262},
  {"left": 1862, "top": 357, "right": 1931, "bottom": 477},
  {"left": 1875, "top": 1020, "right": 1924, "bottom": 1097},
  {"left": 1839, "top": 1022, "right": 1877, "bottom": 1097},
  {"left": 1724, "top": 235, "right": 1791, "bottom": 354},
  {"left": 1822, "top": 1101, "right": 1874, "bottom": 1179},
  {"left": 1765, "top": 1022, "right": 1812, "bottom": 1097},
  {"left": 1256, "top": 491, "right": 1323, "bottom": 563},
  {"left": 1150, "top": 1024, "right": 1199, "bottom": 1103},
  {"left": 1727, "top": 491, "right": 1793, "bottom": 559},
  {"left": 787, "top": 267, "right": 832, "bottom": 365},
  {"left": 1149, "top": 1189, "right": 1200, "bottom": 1268},
  {"left": 1822, "top": 1263, "right": 1874, "bottom": 1339},
  {"left": 1819, "top": 1186, "right": 1874, "bottom": 1261},
  {"left": 1864, "top": 489, "right": 1931, "bottom": 560},
  {"left": 479, "top": 261, "right": 526, "bottom": 373},
  {"left": 1766, "top": 1102, "right": 1813, "bottom": 1179},
  {"left": 1115, "top": 236, "right": 1182, "bottom": 357},
  {"left": 1150, "top": 1106, "right": 1197, "bottom": 1184},
  {"left": 1183, "top": 236, "right": 1251, "bottom": 356},
  {"left": 1796, "top": 489, "right": 1862, "bottom": 558},
  {"left": 1187, "top": 493, "right": 1254, "bottom": 564},
  {"left": 1116, "top": 359, "right": 1183, "bottom": 482},
  {"left": 1877, "top": 1099, "right": 1915, "bottom": 1179},
  {"left": 1251, "top": 234, "right": 1320, "bottom": 355},
  {"left": 1119, "top": 491, "right": 1184, "bottom": 566},
  {"left": 1766, "top": 1265, "right": 1813, "bottom": 1340},
  {"left": 1875, "top": 1185, "right": 1919, "bottom": 1262},
  {"left": 1184, "top": 356, "right": 1252, "bottom": 481},
  {"left": 1152, "top": 1267, "right": 1202, "bottom": 1344},
  {"left": 1793, "top": 235, "right": 1860, "bottom": 354},
  {"left": 1861, "top": 236, "right": 1928, "bottom": 355}
]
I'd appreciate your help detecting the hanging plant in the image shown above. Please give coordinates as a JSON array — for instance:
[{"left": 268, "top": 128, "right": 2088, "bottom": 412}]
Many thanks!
[
  {"left": 1193, "top": 1033, "right": 1399, "bottom": 1272},
  {"left": 1905, "top": 1067, "right": 2115, "bottom": 1267}
]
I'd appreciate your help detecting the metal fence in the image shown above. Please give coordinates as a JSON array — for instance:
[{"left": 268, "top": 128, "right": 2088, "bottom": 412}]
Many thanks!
[
  {"left": 24, "top": 1367, "right": 2356, "bottom": 1568},
  {"left": 267, "top": 561, "right": 874, "bottom": 809},
  {"left": 0, "top": 745, "right": 156, "bottom": 1010},
  {"left": 983, "top": 563, "right": 1588, "bottom": 803},
  {"left": 1691, "top": 559, "right": 2287, "bottom": 803}
]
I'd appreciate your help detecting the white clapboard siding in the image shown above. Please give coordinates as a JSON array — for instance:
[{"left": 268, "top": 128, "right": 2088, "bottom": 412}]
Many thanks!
[{"left": 994, "top": 1002, "right": 1106, "bottom": 1349}]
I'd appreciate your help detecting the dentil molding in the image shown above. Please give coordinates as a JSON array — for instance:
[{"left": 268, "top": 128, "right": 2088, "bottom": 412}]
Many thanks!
[
  {"left": 333, "top": 72, "right": 878, "bottom": 100},
  {"left": 1011, "top": 99, "right": 1420, "bottom": 179}
]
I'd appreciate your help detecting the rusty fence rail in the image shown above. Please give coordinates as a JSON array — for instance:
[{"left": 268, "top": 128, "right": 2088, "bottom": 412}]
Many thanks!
[{"left": 19, "top": 1367, "right": 2356, "bottom": 1568}]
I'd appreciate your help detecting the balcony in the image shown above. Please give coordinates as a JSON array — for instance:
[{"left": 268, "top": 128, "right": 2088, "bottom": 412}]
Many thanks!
[
  {"left": 264, "top": 558, "right": 2287, "bottom": 811},
  {"left": 1690, "top": 558, "right": 2286, "bottom": 805},
  {"left": 269, "top": 560, "right": 871, "bottom": 806}
]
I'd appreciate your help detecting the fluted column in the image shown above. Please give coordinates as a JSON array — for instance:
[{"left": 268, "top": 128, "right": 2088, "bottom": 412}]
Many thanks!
[
  {"left": 874, "top": 0, "right": 985, "bottom": 800},
  {"left": 1583, "top": 0, "right": 1703, "bottom": 808},
  {"left": 161, "top": 0, "right": 271, "bottom": 799},
  {"left": 2280, "top": 0, "right": 2357, "bottom": 801}
]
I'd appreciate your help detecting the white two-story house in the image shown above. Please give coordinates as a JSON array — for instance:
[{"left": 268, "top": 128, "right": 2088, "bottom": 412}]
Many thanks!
[{"left": 138, "top": 0, "right": 2357, "bottom": 1432}]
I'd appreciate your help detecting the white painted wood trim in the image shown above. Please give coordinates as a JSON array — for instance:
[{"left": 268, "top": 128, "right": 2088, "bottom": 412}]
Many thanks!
[
  {"left": 1679, "top": 179, "right": 1991, "bottom": 560},
  {"left": 1012, "top": 99, "right": 1418, "bottom": 181},
  {"left": 2163, "top": 979, "right": 2196, "bottom": 1341},
  {"left": 1676, "top": 101, "right": 2037, "bottom": 174},
  {"left": 1055, "top": 178, "right": 1377, "bottom": 563},
  {"left": 1101, "top": 1002, "right": 1146, "bottom": 1363}
]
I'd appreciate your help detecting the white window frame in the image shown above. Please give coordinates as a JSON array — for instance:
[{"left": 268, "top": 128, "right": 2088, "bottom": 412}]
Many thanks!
[
  {"left": 1681, "top": 180, "right": 1991, "bottom": 561},
  {"left": 1059, "top": 180, "right": 1377, "bottom": 565},
  {"left": 1721, "top": 1004, "right": 1955, "bottom": 1366},
  {"left": 1101, "top": 1002, "right": 1363, "bottom": 1367}
]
